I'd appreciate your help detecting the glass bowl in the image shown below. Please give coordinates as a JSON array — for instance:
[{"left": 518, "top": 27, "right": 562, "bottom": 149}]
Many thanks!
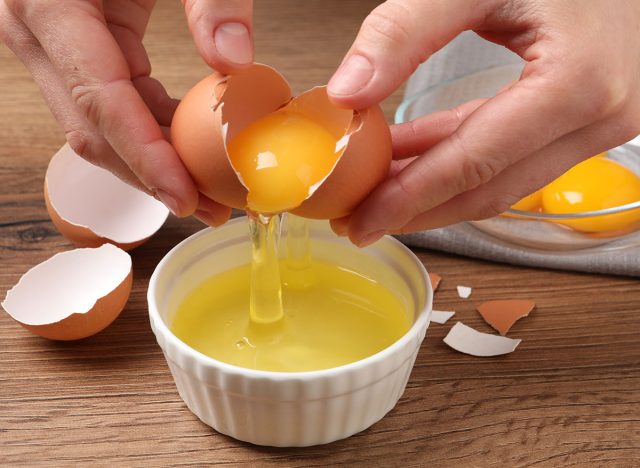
[{"left": 395, "top": 64, "right": 640, "bottom": 251}]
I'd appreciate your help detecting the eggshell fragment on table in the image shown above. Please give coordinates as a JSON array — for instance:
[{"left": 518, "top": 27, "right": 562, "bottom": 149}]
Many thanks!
[
  {"left": 443, "top": 322, "right": 522, "bottom": 357},
  {"left": 428, "top": 273, "right": 442, "bottom": 292},
  {"left": 45, "top": 144, "right": 169, "bottom": 250},
  {"left": 1, "top": 244, "right": 132, "bottom": 340},
  {"left": 431, "top": 310, "right": 455, "bottom": 324},
  {"left": 457, "top": 285, "right": 472, "bottom": 299},
  {"left": 477, "top": 299, "right": 536, "bottom": 336},
  {"left": 171, "top": 64, "right": 293, "bottom": 209}
]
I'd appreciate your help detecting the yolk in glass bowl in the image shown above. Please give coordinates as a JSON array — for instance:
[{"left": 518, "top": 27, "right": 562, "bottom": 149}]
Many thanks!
[{"left": 541, "top": 157, "right": 640, "bottom": 233}]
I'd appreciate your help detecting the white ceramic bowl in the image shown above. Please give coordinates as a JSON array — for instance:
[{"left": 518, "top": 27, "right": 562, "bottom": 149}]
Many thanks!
[{"left": 148, "top": 217, "right": 432, "bottom": 447}]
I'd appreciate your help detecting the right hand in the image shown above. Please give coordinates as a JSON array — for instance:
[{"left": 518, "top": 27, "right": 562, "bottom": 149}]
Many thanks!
[
  {"left": 327, "top": 0, "right": 640, "bottom": 246},
  {"left": 0, "top": 0, "right": 254, "bottom": 226}
]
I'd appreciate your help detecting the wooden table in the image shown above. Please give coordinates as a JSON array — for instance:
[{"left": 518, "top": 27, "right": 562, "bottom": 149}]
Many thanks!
[{"left": 1, "top": 1, "right": 638, "bottom": 466}]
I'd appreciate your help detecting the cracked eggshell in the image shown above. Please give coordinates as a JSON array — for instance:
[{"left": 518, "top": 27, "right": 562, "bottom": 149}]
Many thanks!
[
  {"left": 1, "top": 244, "right": 132, "bottom": 340},
  {"left": 170, "top": 64, "right": 392, "bottom": 219},
  {"left": 171, "top": 64, "right": 292, "bottom": 209},
  {"left": 291, "top": 89, "right": 392, "bottom": 219},
  {"left": 45, "top": 144, "right": 170, "bottom": 250}
]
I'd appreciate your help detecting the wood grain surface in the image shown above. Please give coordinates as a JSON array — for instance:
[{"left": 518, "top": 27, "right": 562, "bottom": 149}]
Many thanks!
[{"left": 1, "top": 1, "right": 639, "bottom": 466}]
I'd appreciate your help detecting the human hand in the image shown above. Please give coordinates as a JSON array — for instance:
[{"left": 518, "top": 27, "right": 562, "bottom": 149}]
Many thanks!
[
  {"left": 0, "top": 0, "right": 253, "bottom": 226},
  {"left": 327, "top": 0, "right": 640, "bottom": 246}
]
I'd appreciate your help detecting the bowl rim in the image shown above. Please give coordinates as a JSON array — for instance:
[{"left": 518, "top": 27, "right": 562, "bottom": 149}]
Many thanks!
[
  {"left": 147, "top": 216, "right": 433, "bottom": 381},
  {"left": 394, "top": 65, "right": 640, "bottom": 220}
]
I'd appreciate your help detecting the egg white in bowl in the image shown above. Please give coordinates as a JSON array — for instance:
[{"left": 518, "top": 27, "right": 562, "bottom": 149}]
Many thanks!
[{"left": 148, "top": 218, "right": 432, "bottom": 447}]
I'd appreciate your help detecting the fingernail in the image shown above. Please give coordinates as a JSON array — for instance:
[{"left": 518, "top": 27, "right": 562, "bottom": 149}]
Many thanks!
[
  {"left": 356, "top": 230, "right": 386, "bottom": 248},
  {"left": 214, "top": 22, "right": 252, "bottom": 64},
  {"left": 328, "top": 54, "right": 374, "bottom": 96},
  {"left": 194, "top": 209, "right": 225, "bottom": 227},
  {"left": 155, "top": 189, "right": 179, "bottom": 216}
]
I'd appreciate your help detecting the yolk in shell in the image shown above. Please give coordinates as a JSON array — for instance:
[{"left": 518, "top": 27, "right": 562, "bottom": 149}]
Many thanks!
[{"left": 227, "top": 109, "right": 342, "bottom": 214}]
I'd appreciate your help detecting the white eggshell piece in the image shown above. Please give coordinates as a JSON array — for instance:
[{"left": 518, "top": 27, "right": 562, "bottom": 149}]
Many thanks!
[
  {"left": 46, "top": 144, "right": 169, "bottom": 243},
  {"left": 2, "top": 244, "right": 131, "bottom": 326},
  {"left": 443, "top": 322, "right": 522, "bottom": 357},
  {"left": 430, "top": 310, "right": 456, "bottom": 324},
  {"left": 457, "top": 285, "right": 472, "bottom": 299}
]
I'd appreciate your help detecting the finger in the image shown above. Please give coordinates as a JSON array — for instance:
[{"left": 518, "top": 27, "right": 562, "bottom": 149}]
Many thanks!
[
  {"left": 9, "top": 1, "right": 199, "bottom": 216},
  {"left": 107, "top": 22, "right": 179, "bottom": 126},
  {"left": 330, "top": 216, "right": 350, "bottom": 237},
  {"left": 133, "top": 77, "right": 180, "bottom": 127},
  {"left": 392, "top": 98, "right": 486, "bottom": 159},
  {"left": 0, "top": 1, "right": 37, "bottom": 51},
  {"left": 183, "top": 0, "right": 253, "bottom": 74},
  {"left": 345, "top": 57, "right": 625, "bottom": 245},
  {"left": 330, "top": 157, "right": 414, "bottom": 237},
  {"left": 104, "top": 0, "right": 155, "bottom": 38},
  {"left": 393, "top": 109, "right": 640, "bottom": 233},
  {"left": 327, "top": 0, "right": 497, "bottom": 108},
  {"left": 0, "top": 3, "right": 147, "bottom": 191},
  {"left": 35, "top": 57, "right": 148, "bottom": 192},
  {"left": 194, "top": 194, "right": 233, "bottom": 227}
]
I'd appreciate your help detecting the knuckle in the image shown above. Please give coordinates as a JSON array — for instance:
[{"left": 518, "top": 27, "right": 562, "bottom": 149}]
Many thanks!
[
  {"left": 65, "top": 129, "right": 94, "bottom": 162},
  {"left": 66, "top": 129, "right": 121, "bottom": 175},
  {"left": 581, "top": 77, "right": 628, "bottom": 120},
  {"left": 69, "top": 82, "right": 103, "bottom": 125},
  {"left": 558, "top": 63, "right": 629, "bottom": 122},
  {"left": 389, "top": 175, "right": 423, "bottom": 225},
  {"left": 69, "top": 78, "right": 127, "bottom": 129},
  {"left": 451, "top": 134, "right": 503, "bottom": 192},
  {"left": 472, "top": 196, "right": 513, "bottom": 221}
]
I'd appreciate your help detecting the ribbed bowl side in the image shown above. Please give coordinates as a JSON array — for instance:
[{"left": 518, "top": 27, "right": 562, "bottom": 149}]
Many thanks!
[{"left": 157, "top": 328, "right": 425, "bottom": 447}]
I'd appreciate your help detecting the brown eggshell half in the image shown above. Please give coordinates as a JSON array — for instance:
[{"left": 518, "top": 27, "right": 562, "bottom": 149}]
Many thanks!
[
  {"left": 1, "top": 244, "right": 132, "bottom": 340},
  {"left": 45, "top": 144, "right": 169, "bottom": 250},
  {"left": 171, "top": 64, "right": 292, "bottom": 209}
]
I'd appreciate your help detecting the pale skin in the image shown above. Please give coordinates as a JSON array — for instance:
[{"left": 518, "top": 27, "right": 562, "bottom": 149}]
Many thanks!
[
  {"left": 0, "top": 0, "right": 250, "bottom": 226},
  {"left": 2, "top": 1, "right": 639, "bottom": 246}
]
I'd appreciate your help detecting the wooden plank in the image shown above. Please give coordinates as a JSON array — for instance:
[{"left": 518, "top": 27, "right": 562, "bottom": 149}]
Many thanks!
[{"left": 1, "top": 1, "right": 638, "bottom": 465}]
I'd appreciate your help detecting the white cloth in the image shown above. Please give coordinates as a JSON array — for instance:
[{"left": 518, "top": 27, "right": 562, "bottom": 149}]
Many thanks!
[{"left": 396, "top": 32, "right": 640, "bottom": 277}]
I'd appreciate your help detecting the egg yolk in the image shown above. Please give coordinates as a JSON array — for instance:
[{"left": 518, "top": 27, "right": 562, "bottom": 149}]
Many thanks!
[
  {"left": 542, "top": 157, "right": 640, "bottom": 232},
  {"left": 508, "top": 153, "right": 610, "bottom": 214},
  {"left": 510, "top": 189, "right": 543, "bottom": 212},
  {"left": 227, "top": 109, "right": 341, "bottom": 214}
]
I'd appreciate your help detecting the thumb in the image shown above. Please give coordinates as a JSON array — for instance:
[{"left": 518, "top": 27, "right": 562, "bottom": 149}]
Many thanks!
[
  {"left": 327, "top": 0, "right": 497, "bottom": 108},
  {"left": 183, "top": 0, "right": 254, "bottom": 74}
]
